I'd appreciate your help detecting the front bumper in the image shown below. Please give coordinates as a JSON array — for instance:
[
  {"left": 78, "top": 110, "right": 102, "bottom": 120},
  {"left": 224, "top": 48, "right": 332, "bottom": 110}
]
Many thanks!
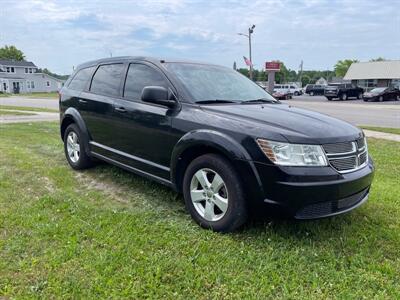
[{"left": 254, "top": 159, "right": 374, "bottom": 219}]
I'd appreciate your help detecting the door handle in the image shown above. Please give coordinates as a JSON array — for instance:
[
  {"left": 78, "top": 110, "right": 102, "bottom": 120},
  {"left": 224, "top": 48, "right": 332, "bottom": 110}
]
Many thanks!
[
  {"left": 78, "top": 99, "right": 87, "bottom": 104},
  {"left": 115, "top": 107, "right": 127, "bottom": 113}
]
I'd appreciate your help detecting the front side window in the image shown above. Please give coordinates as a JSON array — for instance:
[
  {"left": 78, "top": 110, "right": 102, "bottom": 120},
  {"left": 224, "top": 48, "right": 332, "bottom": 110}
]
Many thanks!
[
  {"left": 68, "top": 66, "right": 95, "bottom": 91},
  {"left": 165, "top": 63, "right": 275, "bottom": 102},
  {"left": 124, "top": 64, "right": 168, "bottom": 100},
  {"left": 90, "top": 64, "right": 124, "bottom": 97}
]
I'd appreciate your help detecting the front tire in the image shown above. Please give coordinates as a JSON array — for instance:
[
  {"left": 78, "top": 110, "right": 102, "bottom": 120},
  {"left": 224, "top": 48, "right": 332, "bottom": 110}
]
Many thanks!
[
  {"left": 310, "top": 92, "right": 314, "bottom": 96},
  {"left": 183, "top": 154, "right": 247, "bottom": 232},
  {"left": 341, "top": 93, "right": 347, "bottom": 101},
  {"left": 64, "top": 124, "right": 93, "bottom": 170},
  {"left": 379, "top": 96, "right": 384, "bottom": 102}
]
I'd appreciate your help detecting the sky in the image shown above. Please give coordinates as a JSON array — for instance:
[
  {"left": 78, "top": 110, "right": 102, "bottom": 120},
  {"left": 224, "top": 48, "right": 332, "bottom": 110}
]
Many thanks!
[{"left": 1, "top": 0, "right": 399, "bottom": 75}]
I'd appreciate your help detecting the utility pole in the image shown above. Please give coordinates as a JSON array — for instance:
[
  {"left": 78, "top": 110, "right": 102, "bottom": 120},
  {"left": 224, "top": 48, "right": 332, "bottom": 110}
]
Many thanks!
[
  {"left": 238, "top": 25, "right": 256, "bottom": 80},
  {"left": 299, "top": 60, "right": 303, "bottom": 87}
]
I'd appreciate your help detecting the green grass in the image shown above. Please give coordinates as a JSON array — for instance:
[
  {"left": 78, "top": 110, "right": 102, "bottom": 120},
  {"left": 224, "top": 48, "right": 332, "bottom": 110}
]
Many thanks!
[
  {"left": 361, "top": 126, "right": 400, "bottom": 135},
  {"left": 0, "top": 93, "right": 11, "bottom": 97},
  {"left": 24, "top": 92, "right": 59, "bottom": 99},
  {"left": 0, "top": 122, "right": 399, "bottom": 299},
  {"left": 0, "top": 109, "right": 35, "bottom": 116},
  {"left": 0, "top": 105, "right": 58, "bottom": 113}
]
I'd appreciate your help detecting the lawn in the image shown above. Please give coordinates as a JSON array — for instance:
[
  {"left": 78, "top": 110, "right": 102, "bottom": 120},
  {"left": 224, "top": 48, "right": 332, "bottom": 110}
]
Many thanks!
[
  {"left": 0, "top": 122, "right": 399, "bottom": 299},
  {"left": 361, "top": 126, "right": 400, "bottom": 135},
  {"left": 0, "top": 105, "right": 58, "bottom": 113},
  {"left": 25, "top": 92, "right": 59, "bottom": 99},
  {"left": 0, "top": 109, "right": 35, "bottom": 116}
]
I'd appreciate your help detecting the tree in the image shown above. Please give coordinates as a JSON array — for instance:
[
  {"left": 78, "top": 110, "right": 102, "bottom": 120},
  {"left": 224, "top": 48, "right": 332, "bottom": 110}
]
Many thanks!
[
  {"left": 0, "top": 45, "right": 25, "bottom": 61},
  {"left": 370, "top": 57, "right": 386, "bottom": 62},
  {"left": 334, "top": 59, "right": 358, "bottom": 77}
]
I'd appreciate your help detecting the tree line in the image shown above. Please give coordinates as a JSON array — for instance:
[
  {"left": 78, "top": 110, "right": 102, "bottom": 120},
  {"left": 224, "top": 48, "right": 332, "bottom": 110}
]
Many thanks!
[{"left": 0, "top": 45, "right": 388, "bottom": 85}]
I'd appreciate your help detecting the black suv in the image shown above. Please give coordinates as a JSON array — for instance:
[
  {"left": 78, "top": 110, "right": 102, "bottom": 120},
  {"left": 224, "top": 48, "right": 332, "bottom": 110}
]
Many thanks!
[
  {"left": 305, "top": 84, "right": 326, "bottom": 96},
  {"left": 324, "top": 83, "right": 364, "bottom": 101},
  {"left": 60, "top": 57, "right": 374, "bottom": 232}
]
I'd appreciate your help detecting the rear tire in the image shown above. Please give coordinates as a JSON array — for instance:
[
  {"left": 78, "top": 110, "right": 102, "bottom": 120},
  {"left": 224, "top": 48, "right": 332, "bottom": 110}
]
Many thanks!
[
  {"left": 64, "top": 124, "right": 93, "bottom": 170},
  {"left": 379, "top": 96, "right": 384, "bottom": 102},
  {"left": 341, "top": 93, "right": 347, "bottom": 100},
  {"left": 357, "top": 92, "right": 363, "bottom": 99},
  {"left": 326, "top": 97, "right": 332, "bottom": 101},
  {"left": 310, "top": 92, "right": 314, "bottom": 96},
  {"left": 183, "top": 154, "right": 247, "bottom": 232}
]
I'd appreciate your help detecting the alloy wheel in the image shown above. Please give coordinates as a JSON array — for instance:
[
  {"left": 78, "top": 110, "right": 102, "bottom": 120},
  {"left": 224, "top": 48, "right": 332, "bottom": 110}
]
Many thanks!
[
  {"left": 190, "top": 168, "right": 228, "bottom": 222},
  {"left": 66, "top": 131, "right": 80, "bottom": 163}
]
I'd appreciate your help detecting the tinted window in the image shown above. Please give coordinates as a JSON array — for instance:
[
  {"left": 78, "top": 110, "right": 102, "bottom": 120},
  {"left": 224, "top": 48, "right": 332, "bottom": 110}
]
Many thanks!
[
  {"left": 90, "top": 64, "right": 124, "bottom": 97},
  {"left": 124, "top": 64, "right": 167, "bottom": 100},
  {"left": 68, "top": 67, "right": 95, "bottom": 91}
]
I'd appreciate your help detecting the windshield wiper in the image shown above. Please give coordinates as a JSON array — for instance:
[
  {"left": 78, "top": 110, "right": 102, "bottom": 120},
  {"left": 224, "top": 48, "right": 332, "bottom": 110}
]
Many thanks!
[
  {"left": 241, "top": 98, "right": 279, "bottom": 104},
  {"left": 195, "top": 99, "right": 239, "bottom": 104}
]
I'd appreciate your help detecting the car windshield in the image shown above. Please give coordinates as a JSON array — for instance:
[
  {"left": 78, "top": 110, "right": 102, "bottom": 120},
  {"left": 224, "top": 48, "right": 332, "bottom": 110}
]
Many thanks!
[
  {"left": 165, "top": 63, "right": 276, "bottom": 103},
  {"left": 370, "top": 88, "right": 386, "bottom": 93}
]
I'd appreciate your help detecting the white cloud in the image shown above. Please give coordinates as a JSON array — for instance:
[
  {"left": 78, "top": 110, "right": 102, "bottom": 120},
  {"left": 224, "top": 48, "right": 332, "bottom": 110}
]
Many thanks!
[{"left": 0, "top": 0, "right": 398, "bottom": 74}]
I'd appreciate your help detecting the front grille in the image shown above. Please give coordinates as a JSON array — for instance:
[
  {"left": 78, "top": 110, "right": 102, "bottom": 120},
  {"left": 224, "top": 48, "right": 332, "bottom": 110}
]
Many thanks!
[
  {"left": 323, "top": 142, "right": 355, "bottom": 154},
  {"left": 322, "top": 138, "right": 368, "bottom": 173},
  {"left": 330, "top": 156, "right": 357, "bottom": 171},
  {"left": 359, "top": 151, "right": 367, "bottom": 165},
  {"left": 296, "top": 188, "right": 369, "bottom": 219}
]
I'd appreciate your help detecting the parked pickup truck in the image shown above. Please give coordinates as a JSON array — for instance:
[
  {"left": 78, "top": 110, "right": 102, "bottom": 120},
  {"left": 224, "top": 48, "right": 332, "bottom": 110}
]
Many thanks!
[{"left": 324, "top": 83, "right": 364, "bottom": 101}]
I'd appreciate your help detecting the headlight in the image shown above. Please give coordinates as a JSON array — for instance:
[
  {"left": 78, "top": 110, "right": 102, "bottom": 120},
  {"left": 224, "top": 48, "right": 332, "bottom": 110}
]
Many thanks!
[{"left": 257, "top": 139, "right": 328, "bottom": 166}]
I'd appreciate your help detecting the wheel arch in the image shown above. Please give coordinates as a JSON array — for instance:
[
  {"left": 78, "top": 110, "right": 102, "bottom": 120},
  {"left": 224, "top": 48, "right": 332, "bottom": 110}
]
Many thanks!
[
  {"left": 60, "top": 108, "right": 91, "bottom": 155},
  {"left": 170, "top": 130, "right": 264, "bottom": 202}
]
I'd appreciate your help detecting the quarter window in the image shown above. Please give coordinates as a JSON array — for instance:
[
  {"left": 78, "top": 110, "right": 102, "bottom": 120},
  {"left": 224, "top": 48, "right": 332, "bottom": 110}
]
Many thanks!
[
  {"left": 68, "top": 66, "right": 95, "bottom": 91},
  {"left": 124, "top": 64, "right": 168, "bottom": 100},
  {"left": 90, "top": 64, "right": 124, "bottom": 97}
]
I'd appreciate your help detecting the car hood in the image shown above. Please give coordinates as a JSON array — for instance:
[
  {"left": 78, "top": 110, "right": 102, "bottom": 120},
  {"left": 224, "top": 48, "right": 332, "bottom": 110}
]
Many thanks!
[{"left": 201, "top": 103, "right": 363, "bottom": 144}]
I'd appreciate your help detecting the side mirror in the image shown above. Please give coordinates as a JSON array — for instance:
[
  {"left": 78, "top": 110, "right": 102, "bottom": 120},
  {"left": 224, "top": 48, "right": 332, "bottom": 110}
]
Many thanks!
[{"left": 141, "top": 86, "right": 177, "bottom": 108}]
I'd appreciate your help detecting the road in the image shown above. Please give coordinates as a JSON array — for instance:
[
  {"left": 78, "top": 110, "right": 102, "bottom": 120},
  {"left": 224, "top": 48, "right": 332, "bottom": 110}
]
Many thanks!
[
  {"left": 1, "top": 95, "right": 399, "bottom": 128},
  {"left": 286, "top": 96, "right": 399, "bottom": 128},
  {"left": 0, "top": 95, "right": 59, "bottom": 110}
]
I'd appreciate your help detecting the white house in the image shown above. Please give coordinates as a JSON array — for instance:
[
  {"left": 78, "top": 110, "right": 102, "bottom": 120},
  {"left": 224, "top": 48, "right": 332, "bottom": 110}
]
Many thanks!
[
  {"left": 0, "top": 59, "right": 65, "bottom": 94},
  {"left": 344, "top": 60, "right": 400, "bottom": 91}
]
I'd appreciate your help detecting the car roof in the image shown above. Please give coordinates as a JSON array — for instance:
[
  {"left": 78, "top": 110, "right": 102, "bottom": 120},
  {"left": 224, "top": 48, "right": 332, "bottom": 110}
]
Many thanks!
[{"left": 76, "top": 56, "right": 223, "bottom": 70}]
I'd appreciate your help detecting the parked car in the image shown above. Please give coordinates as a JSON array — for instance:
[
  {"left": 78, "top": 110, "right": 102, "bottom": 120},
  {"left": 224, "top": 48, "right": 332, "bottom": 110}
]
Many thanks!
[
  {"left": 363, "top": 87, "right": 400, "bottom": 102},
  {"left": 305, "top": 84, "right": 326, "bottom": 96},
  {"left": 60, "top": 57, "right": 374, "bottom": 232},
  {"left": 324, "top": 83, "right": 364, "bottom": 101},
  {"left": 273, "top": 89, "right": 292, "bottom": 100},
  {"left": 275, "top": 84, "right": 302, "bottom": 96}
]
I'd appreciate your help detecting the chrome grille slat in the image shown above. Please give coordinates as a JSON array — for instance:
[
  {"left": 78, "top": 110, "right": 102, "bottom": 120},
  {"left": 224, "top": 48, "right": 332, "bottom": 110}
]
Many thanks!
[
  {"left": 323, "top": 142, "right": 355, "bottom": 154},
  {"left": 322, "top": 138, "right": 368, "bottom": 173}
]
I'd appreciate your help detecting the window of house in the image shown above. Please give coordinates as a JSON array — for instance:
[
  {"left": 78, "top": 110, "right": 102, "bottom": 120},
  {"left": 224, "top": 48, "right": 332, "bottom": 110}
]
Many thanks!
[
  {"left": 68, "top": 66, "right": 95, "bottom": 91},
  {"left": 31, "top": 81, "right": 35, "bottom": 89},
  {"left": 11, "top": 67, "right": 14, "bottom": 73},
  {"left": 27, "top": 81, "right": 31, "bottom": 88},
  {"left": 25, "top": 68, "right": 28, "bottom": 73},
  {"left": 124, "top": 64, "right": 168, "bottom": 100},
  {"left": 3, "top": 83, "right": 6, "bottom": 91},
  {"left": 29, "top": 68, "right": 33, "bottom": 73},
  {"left": 46, "top": 81, "right": 50, "bottom": 87},
  {"left": 90, "top": 64, "right": 124, "bottom": 97}
]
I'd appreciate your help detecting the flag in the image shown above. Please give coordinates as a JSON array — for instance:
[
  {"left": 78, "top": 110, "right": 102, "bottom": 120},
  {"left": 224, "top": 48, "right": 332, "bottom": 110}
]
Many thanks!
[{"left": 243, "top": 56, "right": 252, "bottom": 67}]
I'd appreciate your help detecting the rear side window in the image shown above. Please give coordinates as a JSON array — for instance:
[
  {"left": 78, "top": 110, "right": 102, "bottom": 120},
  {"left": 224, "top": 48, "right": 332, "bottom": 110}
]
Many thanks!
[
  {"left": 90, "top": 64, "right": 124, "bottom": 97},
  {"left": 124, "top": 64, "right": 167, "bottom": 100},
  {"left": 68, "top": 67, "right": 95, "bottom": 91}
]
